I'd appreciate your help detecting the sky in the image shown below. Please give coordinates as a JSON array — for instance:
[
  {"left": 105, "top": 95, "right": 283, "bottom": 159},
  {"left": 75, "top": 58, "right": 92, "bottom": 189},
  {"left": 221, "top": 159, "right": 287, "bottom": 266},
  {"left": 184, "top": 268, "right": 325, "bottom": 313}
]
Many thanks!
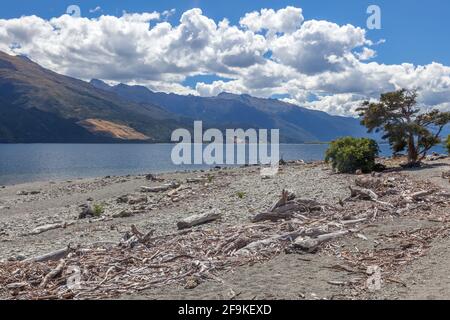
[{"left": 0, "top": 0, "right": 450, "bottom": 116}]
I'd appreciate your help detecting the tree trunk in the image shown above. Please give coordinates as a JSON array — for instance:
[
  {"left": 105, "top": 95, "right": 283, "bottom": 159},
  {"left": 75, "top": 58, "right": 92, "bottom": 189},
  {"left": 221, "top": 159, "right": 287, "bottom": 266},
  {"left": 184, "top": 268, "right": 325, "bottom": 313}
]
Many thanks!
[{"left": 407, "top": 134, "right": 418, "bottom": 164}]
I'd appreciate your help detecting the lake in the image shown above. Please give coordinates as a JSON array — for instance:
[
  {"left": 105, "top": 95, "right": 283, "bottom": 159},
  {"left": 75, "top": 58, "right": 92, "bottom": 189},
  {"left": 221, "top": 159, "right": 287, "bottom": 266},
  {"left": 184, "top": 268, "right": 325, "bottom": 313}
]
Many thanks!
[{"left": 0, "top": 143, "right": 446, "bottom": 185}]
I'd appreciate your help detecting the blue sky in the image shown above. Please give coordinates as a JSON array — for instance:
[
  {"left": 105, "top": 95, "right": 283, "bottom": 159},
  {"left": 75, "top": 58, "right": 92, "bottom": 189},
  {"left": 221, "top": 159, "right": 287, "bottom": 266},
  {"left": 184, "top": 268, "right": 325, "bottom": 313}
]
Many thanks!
[
  {"left": 1, "top": 1, "right": 449, "bottom": 116},
  {"left": 1, "top": 0, "right": 449, "bottom": 66}
]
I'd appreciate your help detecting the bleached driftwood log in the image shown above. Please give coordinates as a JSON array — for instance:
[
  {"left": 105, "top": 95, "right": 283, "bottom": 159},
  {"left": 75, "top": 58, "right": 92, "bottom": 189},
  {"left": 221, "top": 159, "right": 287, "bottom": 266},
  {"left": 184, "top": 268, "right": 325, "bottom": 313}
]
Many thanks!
[
  {"left": 141, "top": 182, "right": 180, "bottom": 193},
  {"left": 411, "top": 190, "right": 435, "bottom": 201},
  {"left": 235, "top": 228, "right": 311, "bottom": 256},
  {"left": 40, "top": 259, "right": 66, "bottom": 288},
  {"left": 177, "top": 211, "right": 221, "bottom": 230},
  {"left": 292, "top": 230, "right": 350, "bottom": 253},
  {"left": 26, "top": 221, "right": 75, "bottom": 236},
  {"left": 252, "top": 190, "right": 323, "bottom": 222},
  {"left": 24, "top": 248, "right": 71, "bottom": 263},
  {"left": 348, "top": 186, "right": 393, "bottom": 207}
]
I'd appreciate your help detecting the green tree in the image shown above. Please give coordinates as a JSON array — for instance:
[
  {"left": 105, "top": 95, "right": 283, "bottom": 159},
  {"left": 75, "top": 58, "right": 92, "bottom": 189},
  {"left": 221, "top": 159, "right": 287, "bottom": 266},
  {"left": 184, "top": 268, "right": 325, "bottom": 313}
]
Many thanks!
[
  {"left": 357, "top": 89, "right": 450, "bottom": 165},
  {"left": 325, "top": 137, "right": 379, "bottom": 173}
]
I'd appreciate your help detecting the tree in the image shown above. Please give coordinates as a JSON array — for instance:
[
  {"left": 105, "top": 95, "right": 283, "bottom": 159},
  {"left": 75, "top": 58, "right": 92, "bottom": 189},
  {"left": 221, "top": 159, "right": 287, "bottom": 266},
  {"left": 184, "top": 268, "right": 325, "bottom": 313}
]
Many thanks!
[
  {"left": 325, "top": 137, "right": 379, "bottom": 173},
  {"left": 357, "top": 89, "right": 450, "bottom": 165}
]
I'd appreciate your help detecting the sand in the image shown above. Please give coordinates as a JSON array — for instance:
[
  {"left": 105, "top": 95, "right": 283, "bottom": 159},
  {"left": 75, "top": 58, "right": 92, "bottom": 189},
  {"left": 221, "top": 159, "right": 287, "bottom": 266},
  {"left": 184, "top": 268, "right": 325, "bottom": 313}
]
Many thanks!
[{"left": 1, "top": 158, "right": 449, "bottom": 300}]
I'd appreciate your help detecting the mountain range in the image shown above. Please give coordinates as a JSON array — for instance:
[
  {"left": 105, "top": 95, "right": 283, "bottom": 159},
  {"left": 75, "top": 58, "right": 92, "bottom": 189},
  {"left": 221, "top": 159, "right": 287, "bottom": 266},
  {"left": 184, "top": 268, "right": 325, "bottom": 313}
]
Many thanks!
[{"left": 1, "top": 51, "right": 378, "bottom": 143}]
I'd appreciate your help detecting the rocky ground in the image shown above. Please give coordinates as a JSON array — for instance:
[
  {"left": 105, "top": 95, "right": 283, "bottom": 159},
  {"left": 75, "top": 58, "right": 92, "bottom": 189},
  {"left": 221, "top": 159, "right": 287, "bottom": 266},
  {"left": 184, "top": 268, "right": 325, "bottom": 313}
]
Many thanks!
[{"left": 0, "top": 158, "right": 449, "bottom": 300}]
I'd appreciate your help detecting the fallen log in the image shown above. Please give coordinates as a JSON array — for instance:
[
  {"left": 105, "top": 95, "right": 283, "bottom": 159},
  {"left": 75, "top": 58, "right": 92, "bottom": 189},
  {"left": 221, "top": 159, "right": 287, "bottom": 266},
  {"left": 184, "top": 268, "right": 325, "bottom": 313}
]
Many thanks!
[
  {"left": 40, "top": 259, "right": 66, "bottom": 288},
  {"left": 252, "top": 190, "right": 323, "bottom": 222},
  {"left": 24, "top": 247, "right": 72, "bottom": 263},
  {"left": 411, "top": 190, "right": 435, "bottom": 201},
  {"left": 26, "top": 221, "right": 75, "bottom": 236},
  {"left": 270, "top": 189, "right": 296, "bottom": 211},
  {"left": 348, "top": 186, "right": 393, "bottom": 207},
  {"left": 141, "top": 182, "right": 180, "bottom": 193},
  {"left": 292, "top": 230, "right": 349, "bottom": 253},
  {"left": 235, "top": 228, "right": 306, "bottom": 256},
  {"left": 177, "top": 211, "right": 221, "bottom": 230}
]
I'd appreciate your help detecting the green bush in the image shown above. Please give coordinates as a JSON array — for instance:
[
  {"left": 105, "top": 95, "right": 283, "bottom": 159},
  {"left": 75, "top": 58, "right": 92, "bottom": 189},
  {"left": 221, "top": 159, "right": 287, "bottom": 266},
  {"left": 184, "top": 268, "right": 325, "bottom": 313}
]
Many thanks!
[
  {"left": 236, "top": 191, "right": 246, "bottom": 199},
  {"left": 325, "top": 137, "right": 379, "bottom": 173},
  {"left": 446, "top": 135, "right": 450, "bottom": 155},
  {"left": 93, "top": 204, "right": 104, "bottom": 217}
]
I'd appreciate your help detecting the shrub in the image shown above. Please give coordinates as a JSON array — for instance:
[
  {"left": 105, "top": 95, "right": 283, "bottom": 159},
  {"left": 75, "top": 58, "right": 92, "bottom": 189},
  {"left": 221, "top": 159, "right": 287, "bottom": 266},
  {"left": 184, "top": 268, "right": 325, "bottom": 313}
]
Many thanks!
[
  {"left": 325, "top": 137, "right": 379, "bottom": 173},
  {"left": 236, "top": 191, "right": 246, "bottom": 199},
  {"left": 93, "top": 204, "right": 104, "bottom": 217}
]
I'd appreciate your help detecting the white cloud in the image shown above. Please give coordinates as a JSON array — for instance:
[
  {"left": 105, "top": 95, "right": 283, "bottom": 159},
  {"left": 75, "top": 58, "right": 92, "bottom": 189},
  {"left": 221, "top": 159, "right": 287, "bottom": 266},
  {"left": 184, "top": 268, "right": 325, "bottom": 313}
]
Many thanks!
[
  {"left": 0, "top": 6, "right": 449, "bottom": 116},
  {"left": 89, "top": 6, "right": 102, "bottom": 14},
  {"left": 356, "top": 47, "right": 376, "bottom": 60},
  {"left": 240, "top": 6, "right": 304, "bottom": 35}
]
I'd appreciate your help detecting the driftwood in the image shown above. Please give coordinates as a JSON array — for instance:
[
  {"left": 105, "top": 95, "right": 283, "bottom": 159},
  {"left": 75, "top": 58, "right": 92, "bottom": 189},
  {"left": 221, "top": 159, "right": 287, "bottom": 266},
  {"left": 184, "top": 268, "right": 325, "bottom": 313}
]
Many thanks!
[
  {"left": 177, "top": 211, "right": 221, "bottom": 230},
  {"left": 293, "top": 230, "right": 350, "bottom": 253},
  {"left": 26, "top": 222, "right": 75, "bottom": 236},
  {"left": 442, "top": 171, "right": 450, "bottom": 179},
  {"left": 252, "top": 190, "right": 323, "bottom": 222},
  {"left": 186, "top": 178, "right": 207, "bottom": 184},
  {"left": 24, "top": 247, "right": 72, "bottom": 263},
  {"left": 141, "top": 182, "right": 180, "bottom": 193},
  {"left": 40, "top": 260, "right": 65, "bottom": 288},
  {"left": 348, "top": 186, "right": 393, "bottom": 207},
  {"left": 235, "top": 229, "right": 305, "bottom": 256},
  {"left": 355, "top": 176, "right": 382, "bottom": 189},
  {"left": 411, "top": 190, "right": 435, "bottom": 201}
]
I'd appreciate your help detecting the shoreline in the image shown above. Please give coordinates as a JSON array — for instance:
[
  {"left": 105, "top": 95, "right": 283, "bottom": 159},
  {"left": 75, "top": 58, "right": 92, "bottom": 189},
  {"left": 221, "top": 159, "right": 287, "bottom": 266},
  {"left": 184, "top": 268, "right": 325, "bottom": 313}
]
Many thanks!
[{"left": 0, "top": 158, "right": 449, "bottom": 299}]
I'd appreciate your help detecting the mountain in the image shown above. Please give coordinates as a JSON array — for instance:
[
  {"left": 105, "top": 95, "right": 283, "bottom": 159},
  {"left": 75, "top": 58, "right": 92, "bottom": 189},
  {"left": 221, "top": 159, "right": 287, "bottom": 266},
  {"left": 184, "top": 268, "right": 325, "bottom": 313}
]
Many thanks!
[
  {"left": 0, "top": 51, "right": 186, "bottom": 143},
  {"left": 92, "top": 80, "right": 378, "bottom": 143},
  {"left": 0, "top": 50, "right": 380, "bottom": 144}
]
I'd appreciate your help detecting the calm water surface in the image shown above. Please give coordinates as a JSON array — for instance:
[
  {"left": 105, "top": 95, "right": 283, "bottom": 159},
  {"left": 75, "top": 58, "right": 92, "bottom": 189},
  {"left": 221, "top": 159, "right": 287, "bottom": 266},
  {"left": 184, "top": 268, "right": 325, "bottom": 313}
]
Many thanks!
[{"left": 0, "top": 144, "right": 445, "bottom": 185}]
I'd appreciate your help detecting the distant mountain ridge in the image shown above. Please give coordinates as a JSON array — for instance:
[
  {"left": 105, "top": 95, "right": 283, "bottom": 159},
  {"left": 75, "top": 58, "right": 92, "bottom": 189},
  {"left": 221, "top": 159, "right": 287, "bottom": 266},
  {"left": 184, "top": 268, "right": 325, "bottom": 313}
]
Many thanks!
[
  {"left": 0, "top": 51, "right": 186, "bottom": 143},
  {"left": 0, "top": 50, "right": 382, "bottom": 143},
  {"left": 91, "top": 79, "right": 378, "bottom": 143}
]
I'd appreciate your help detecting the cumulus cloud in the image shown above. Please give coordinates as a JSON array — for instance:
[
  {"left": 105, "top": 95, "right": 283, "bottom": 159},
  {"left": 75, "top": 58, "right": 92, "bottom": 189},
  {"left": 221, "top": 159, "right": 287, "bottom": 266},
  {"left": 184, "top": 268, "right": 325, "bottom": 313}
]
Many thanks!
[
  {"left": 240, "top": 6, "right": 304, "bottom": 35},
  {"left": 0, "top": 6, "right": 449, "bottom": 116}
]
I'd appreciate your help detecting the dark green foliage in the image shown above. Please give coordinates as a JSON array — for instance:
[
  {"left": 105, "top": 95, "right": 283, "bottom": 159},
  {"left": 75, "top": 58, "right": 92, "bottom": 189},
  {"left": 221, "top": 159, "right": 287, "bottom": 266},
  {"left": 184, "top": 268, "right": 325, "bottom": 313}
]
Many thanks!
[
  {"left": 357, "top": 89, "right": 450, "bottom": 164},
  {"left": 325, "top": 137, "right": 379, "bottom": 173}
]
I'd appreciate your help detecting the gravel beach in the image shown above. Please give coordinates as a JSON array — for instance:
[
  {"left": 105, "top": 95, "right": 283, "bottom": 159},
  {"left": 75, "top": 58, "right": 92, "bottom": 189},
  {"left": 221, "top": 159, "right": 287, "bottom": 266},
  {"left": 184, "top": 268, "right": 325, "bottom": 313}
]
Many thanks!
[{"left": 0, "top": 158, "right": 449, "bottom": 300}]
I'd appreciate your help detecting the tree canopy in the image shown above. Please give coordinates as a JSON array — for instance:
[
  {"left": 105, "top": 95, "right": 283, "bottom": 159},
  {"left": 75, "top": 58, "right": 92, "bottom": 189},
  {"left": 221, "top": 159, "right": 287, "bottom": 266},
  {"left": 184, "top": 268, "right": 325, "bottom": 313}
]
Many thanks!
[{"left": 357, "top": 89, "right": 450, "bottom": 165}]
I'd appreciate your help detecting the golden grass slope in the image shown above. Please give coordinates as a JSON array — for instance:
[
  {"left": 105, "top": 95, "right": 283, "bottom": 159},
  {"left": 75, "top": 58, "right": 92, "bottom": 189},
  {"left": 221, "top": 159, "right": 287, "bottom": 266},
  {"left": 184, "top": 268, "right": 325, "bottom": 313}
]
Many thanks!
[{"left": 78, "top": 119, "right": 150, "bottom": 141}]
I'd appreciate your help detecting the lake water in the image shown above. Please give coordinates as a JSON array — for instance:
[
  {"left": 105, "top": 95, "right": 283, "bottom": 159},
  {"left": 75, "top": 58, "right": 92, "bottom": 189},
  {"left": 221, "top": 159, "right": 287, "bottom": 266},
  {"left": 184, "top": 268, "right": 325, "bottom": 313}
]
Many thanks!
[{"left": 0, "top": 144, "right": 446, "bottom": 185}]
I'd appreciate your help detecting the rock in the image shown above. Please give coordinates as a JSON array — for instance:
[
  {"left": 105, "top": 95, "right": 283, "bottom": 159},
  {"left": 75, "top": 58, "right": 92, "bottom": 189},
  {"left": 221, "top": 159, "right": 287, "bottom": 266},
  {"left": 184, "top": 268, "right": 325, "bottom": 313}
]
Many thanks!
[
  {"left": 16, "top": 190, "right": 40, "bottom": 196},
  {"left": 79, "top": 204, "right": 95, "bottom": 219},
  {"left": 128, "top": 196, "right": 147, "bottom": 205},
  {"left": 355, "top": 176, "right": 382, "bottom": 189},
  {"left": 116, "top": 195, "right": 130, "bottom": 204},
  {"left": 87, "top": 197, "right": 94, "bottom": 202},
  {"left": 145, "top": 174, "right": 164, "bottom": 182},
  {"left": 116, "top": 195, "right": 147, "bottom": 205},
  {"left": 113, "top": 210, "right": 134, "bottom": 218},
  {"left": 184, "top": 276, "right": 200, "bottom": 289},
  {"left": 292, "top": 237, "right": 320, "bottom": 253},
  {"left": 186, "top": 178, "right": 207, "bottom": 184}
]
